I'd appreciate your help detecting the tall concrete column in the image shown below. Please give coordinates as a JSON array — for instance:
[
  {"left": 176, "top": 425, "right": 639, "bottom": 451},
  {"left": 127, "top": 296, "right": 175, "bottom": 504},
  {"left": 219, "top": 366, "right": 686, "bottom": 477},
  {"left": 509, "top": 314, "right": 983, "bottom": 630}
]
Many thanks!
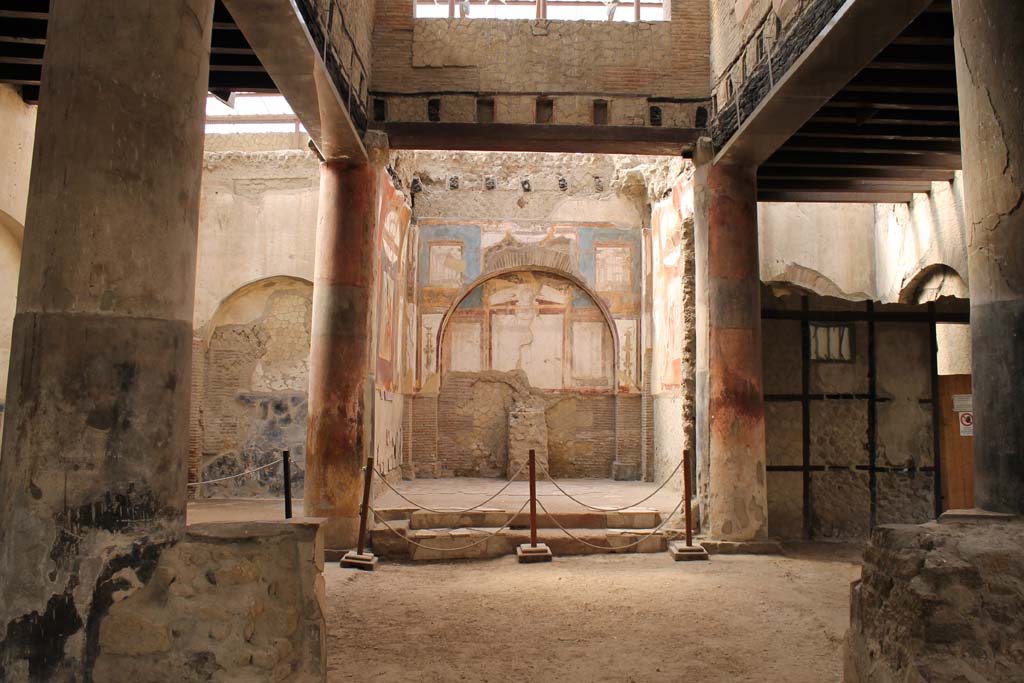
[
  {"left": 0, "top": 1, "right": 213, "bottom": 677},
  {"left": 953, "top": 0, "right": 1024, "bottom": 515},
  {"left": 693, "top": 143, "right": 769, "bottom": 541},
  {"left": 305, "top": 158, "right": 380, "bottom": 549}
]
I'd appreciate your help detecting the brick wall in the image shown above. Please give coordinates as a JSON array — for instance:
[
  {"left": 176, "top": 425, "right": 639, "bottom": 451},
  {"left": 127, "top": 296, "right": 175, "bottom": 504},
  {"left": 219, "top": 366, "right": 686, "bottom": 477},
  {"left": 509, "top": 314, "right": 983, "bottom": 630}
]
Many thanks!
[{"left": 371, "top": 0, "right": 710, "bottom": 126}]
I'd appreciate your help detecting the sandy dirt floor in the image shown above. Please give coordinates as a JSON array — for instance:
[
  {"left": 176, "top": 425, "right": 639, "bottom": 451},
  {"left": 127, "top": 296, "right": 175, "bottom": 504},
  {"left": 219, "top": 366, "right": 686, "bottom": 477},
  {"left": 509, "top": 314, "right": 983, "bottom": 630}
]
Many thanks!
[{"left": 324, "top": 544, "right": 862, "bottom": 683}]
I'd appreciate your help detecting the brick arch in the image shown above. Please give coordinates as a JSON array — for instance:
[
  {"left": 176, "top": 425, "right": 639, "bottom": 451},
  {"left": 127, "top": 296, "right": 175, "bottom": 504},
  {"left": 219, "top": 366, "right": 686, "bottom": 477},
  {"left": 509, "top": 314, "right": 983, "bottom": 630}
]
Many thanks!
[{"left": 435, "top": 265, "right": 620, "bottom": 391}]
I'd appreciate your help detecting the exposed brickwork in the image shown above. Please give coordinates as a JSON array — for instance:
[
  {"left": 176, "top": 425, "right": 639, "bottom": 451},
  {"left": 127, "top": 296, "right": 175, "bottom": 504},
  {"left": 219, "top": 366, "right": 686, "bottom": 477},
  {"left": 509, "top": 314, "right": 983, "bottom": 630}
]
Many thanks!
[
  {"left": 187, "top": 336, "right": 204, "bottom": 500},
  {"left": 371, "top": 0, "right": 710, "bottom": 126},
  {"left": 641, "top": 349, "right": 655, "bottom": 481},
  {"left": 710, "top": 0, "right": 846, "bottom": 149},
  {"left": 410, "top": 394, "right": 438, "bottom": 477}
]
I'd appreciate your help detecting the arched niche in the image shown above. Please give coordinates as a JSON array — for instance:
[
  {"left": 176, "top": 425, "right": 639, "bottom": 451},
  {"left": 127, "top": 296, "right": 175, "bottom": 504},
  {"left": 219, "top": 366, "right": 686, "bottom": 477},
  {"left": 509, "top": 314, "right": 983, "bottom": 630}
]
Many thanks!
[{"left": 436, "top": 265, "right": 620, "bottom": 393}]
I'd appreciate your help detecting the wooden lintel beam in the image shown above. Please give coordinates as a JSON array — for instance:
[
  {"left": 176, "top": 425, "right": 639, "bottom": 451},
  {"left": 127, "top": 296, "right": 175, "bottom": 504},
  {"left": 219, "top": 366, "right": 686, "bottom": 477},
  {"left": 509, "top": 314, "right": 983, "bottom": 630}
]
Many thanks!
[
  {"left": 374, "top": 122, "right": 699, "bottom": 155},
  {"left": 758, "top": 166, "right": 956, "bottom": 182},
  {"left": 759, "top": 179, "right": 936, "bottom": 193},
  {"left": 827, "top": 91, "right": 959, "bottom": 111},
  {"left": 796, "top": 122, "right": 960, "bottom": 141}
]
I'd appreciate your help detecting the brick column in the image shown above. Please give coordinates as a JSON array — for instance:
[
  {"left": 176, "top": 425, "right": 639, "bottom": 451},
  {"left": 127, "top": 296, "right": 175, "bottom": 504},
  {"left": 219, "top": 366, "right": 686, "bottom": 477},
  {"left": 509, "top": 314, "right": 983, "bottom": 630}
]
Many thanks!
[
  {"left": 694, "top": 143, "right": 769, "bottom": 540},
  {"left": 0, "top": 1, "right": 212, "bottom": 675},
  {"left": 952, "top": 0, "right": 1024, "bottom": 515},
  {"left": 304, "top": 159, "right": 380, "bottom": 549}
]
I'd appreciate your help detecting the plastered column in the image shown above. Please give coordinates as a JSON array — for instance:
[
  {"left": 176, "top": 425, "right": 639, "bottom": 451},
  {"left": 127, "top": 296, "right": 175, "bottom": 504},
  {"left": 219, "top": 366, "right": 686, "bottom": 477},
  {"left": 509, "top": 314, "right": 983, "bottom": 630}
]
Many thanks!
[
  {"left": 693, "top": 143, "right": 769, "bottom": 540},
  {"left": 0, "top": 0, "right": 213, "bottom": 677},
  {"left": 305, "top": 154, "right": 380, "bottom": 549},
  {"left": 953, "top": 0, "right": 1024, "bottom": 514}
]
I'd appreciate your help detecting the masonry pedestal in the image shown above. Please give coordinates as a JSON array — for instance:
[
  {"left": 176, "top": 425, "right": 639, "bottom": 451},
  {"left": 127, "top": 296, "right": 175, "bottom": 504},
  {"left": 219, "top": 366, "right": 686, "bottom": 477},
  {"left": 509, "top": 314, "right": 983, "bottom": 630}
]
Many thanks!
[
  {"left": 693, "top": 145, "right": 770, "bottom": 542},
  {"left": 0, "top": 1, "right": 212, "bottom": 676},
  {"left": 507, "top": 401, "right": 548, "bottom": 480},
  {"left": 304, "top": 158, "right": 380, "bottom": 551}
]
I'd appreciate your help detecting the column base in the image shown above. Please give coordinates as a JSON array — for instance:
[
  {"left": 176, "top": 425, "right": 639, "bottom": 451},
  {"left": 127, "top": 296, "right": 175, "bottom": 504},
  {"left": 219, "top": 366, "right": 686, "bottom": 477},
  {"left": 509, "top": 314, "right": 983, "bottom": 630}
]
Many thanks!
[
  {"left": 339, "top": 551, "right": 378, "bottom": 571},
  {"left": 516, "top": 543, "right": 553, "bottom": 563},
  {"left": 667, "top": 541, "right": 709, "bottom": 561},
  {"left": 699, "top": 539, "right": 783, "bottom": 555}
]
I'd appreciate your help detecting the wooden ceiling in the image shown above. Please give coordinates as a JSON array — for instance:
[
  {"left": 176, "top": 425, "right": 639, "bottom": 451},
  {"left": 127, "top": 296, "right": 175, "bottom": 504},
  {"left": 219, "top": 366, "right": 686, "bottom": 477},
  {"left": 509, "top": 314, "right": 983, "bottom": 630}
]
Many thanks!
[
  {"left": 0, "top": 0, "right": 277, "bottom": 104},
  {"left": 758, "top": 0, "right": 959, "bottom": 203}
]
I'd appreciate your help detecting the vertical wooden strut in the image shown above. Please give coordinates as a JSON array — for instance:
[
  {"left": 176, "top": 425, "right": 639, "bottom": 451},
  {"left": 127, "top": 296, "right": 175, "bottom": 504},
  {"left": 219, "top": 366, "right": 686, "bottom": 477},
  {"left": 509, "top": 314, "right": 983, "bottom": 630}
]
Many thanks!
[
  {"left": 356, "top": 455, "right": 375, "bottom": 556},
  {"left": 283, "top": 450, "right": 293, "bottom": 519},
  {"left": 340, "top": 454, "right": 379, "bottom": 570},
  {"left": 517, "top": 448, "right": 552, "bottom": 562},
  {"left": 448, "top": 0, "right": 456, "bottom": 19},
  {"left": 682, "top": 448, "right": 693, "bottom": 547},
  {"left": 529, "top": 449, "right": 538, "bottom": 548}
]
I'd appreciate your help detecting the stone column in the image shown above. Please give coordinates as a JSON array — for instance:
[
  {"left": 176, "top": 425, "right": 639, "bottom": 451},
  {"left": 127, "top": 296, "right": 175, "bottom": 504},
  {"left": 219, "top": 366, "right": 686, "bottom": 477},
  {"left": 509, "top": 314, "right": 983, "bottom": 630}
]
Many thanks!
[
  {"left": 952, "top": 0, "right": 1024, "bottom": 515},
  {"left": 0, "top": 1, "right": 212, "bottom": 677},
  {"left": 693, "top": 143, "right": 769, "bottom": 541},
  {"left": 305, "top": 158, "right": 380, "bottom": 549}
]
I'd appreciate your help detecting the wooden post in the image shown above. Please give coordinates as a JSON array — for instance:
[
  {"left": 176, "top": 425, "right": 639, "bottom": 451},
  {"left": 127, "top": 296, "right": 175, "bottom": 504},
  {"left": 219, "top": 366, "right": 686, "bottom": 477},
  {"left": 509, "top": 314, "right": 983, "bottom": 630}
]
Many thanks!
[
  {"left": 340, "top": 454, "right": 379, "bottom": 569},
  {"left": 517, "top": 448, "right": 552, "bottom": 562},
  {"left": 529, "top": 449, "right": 538, "bottom": 547},
  {"left": 283, "top": 450, "right": 293, "bottom": 519},
  {"left": 356, "top": 455, "right": 374, "bottom": 555},
  {"left": 682, "top": 448, "right": 693, "bottom": 547},
  {"left": 635, "top": 0, "right": 642, "bottom": 22},
  {"left": 448, "top": 0, "right": 455, "bottom": 19}
]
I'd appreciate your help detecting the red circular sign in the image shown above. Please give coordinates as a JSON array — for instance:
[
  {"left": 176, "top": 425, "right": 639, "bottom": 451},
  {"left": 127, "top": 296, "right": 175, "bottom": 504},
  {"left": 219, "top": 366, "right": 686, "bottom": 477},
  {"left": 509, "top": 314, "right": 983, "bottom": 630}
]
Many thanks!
[{"left": 960, "top": 412, "right": 974, "bottom": 427}]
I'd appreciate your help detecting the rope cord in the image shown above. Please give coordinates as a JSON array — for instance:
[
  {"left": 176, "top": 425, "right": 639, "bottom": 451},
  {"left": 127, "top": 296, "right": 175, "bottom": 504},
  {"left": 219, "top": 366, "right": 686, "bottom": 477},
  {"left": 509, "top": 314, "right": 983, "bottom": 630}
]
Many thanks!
[
  {"left": 535, "top": 496, "right": 685, "bottom": 551},
  {"left": 372, "top": 460, "right": 529, "bottom": 514},
  {"left": 187, "top": 458, "right": 284, "bottom": 487},
  {"left": 369, "top": 498, "right": 531, "bottom": 552},
  {"left": 538, "top": 459, "right": 683, "bottom": 512}
]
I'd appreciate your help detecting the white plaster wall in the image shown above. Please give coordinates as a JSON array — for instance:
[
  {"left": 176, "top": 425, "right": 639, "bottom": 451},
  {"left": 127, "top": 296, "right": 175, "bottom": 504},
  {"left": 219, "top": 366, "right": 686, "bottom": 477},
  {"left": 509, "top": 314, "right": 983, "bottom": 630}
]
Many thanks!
[
  {"left": 873, "top": 176, "right": 969, "bottom": 303},
  {"left": 0, "top": 85, "right": 36, "bottom": 414},
  {"left": 653, "top": 395, "right": 685, "bottom": 488},
  {"left": 0, "top": 84, "right": 36, "bottom": 226},
  {"left": 196, "top": 150, "right": 320, "bottom": 330},
  {"left": 758, "top": 202, "right": 877, "bottom": 300}
]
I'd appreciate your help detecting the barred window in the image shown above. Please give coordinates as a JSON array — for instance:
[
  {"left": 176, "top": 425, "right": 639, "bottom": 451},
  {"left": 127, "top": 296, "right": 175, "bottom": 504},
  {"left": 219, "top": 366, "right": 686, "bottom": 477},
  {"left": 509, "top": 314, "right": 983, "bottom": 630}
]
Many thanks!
[{"left": 810, "top": 323, "right": 854, "bottom": 363}]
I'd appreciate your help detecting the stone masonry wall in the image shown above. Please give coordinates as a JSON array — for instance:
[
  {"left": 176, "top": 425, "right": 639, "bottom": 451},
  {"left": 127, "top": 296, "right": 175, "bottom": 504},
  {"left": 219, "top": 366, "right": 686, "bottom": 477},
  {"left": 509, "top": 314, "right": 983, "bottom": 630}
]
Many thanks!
[
  {"left": 88, "top": 520, "right": 326, "bottom": 683},
  {"left": 846, "top": 519, "right": 1024, "bottom": 683}
]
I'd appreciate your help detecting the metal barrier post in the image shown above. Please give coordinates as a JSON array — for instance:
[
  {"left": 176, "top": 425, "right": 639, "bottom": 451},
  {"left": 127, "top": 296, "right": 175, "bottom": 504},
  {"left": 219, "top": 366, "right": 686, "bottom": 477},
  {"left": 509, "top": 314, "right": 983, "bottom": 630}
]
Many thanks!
[
  {"left": 340, "top": 454, "right": 379, "bottom": 570},
  {"left": 517, "top": 449, "right": 552, "bottom": 563},
  {"left": 283, "top": 450, "right": 293, "bottom": 519},
  {"left": 668, "top": 448, "right": 708, "bottom": 561}
]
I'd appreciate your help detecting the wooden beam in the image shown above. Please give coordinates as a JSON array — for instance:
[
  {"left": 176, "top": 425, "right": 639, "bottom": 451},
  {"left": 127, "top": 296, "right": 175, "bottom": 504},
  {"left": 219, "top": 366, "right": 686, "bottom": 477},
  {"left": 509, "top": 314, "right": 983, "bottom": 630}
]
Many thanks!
[
  {"left": 782, "top": 135, "right": 961, "bottom": 155},
  {"left": 796, "top": 122, "right": 960, "bottom": 140},
  {"left": 759, "top": 190, "right": 914, "bottom": 203},
  {"left": 374, "top": 122, "right": 699, "bottom": 155},
  {"left": 870, "top": 44, "right": 954, "bottom": 71},
  {"left": 765, "top": 151, "right": 961, "bottom": 170},
  {"left": 828, "top": 90, "right": 959, "bottom": 111},
  {"left": 845, "top": 68, "right": 957, "bottom": 94},
  {"left": 759, "top": 179, "right": 936, "bottom": 194},
  {"left": 813, "top": 107, "right": 959, "bottom": 126},
  {"left": 759, "top": 166, "right": 955, "bottom": 182},
  {"left": 0, "top": 61, "right": 38, "bottom": 83}
]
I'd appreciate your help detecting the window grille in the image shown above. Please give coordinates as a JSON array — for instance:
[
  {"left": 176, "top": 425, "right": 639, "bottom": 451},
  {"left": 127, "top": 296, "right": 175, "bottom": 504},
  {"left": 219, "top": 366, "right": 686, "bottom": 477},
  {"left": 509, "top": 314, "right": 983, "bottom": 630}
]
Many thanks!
[
  {"left": 810, "top": 323, "right": 854, "bottom": 362},
  {"left": 415, "top": 1, "right": 666, "bottom": 22}
]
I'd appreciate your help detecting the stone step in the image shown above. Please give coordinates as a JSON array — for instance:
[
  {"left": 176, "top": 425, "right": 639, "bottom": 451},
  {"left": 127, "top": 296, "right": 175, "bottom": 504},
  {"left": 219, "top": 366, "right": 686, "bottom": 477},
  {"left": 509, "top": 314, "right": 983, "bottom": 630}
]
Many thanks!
[
  {"left": 405, "top": 508, "right": 662, "bottom": 531},
  {"left": 369, "top": 520, "right": 666, "bottom": 561}
]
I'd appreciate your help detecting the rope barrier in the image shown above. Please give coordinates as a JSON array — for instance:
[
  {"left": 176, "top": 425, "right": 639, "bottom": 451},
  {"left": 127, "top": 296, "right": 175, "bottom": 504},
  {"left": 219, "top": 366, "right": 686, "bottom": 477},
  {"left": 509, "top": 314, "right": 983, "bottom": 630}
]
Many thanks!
[
  {"left": 187, "top": 458, "right": 284, "bottom": 487},
  {"left": 369, "top": 498, "right": 531, "bottom": 552},
  {"left": 372, "top": 459, "right": 529, "bottom": 514},
  {"left": 537, "top": 460, "right": 683, "bottom": 512},
  {"left": 535, "top": 496, "right": 685, "bottom": 551}
]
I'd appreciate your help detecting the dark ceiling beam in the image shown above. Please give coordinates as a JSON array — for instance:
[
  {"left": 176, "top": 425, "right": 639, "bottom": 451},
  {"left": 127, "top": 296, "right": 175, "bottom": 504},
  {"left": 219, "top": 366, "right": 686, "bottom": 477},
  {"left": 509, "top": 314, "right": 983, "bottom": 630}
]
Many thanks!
[
  {"left": 758, "top": 166, "right": 956, "bottom": 182},
  {"left": 870, "top": 44, "right": 955, "bottom": 71},
  {"left": 796, "top": 122, "right": 960, "bottom": 140},
  {"left": 0, "top": 41, "right": 41, "bottom": 59},
  {"left": 19, "top": 82, "right": 36, "bottom": 102},
  {"left": 765, "top": 150, "right": 961, "bottom": 170},
  {"left": 782, "top": 135, "right": 961, "bottom": 155},
  {"left": 0, "top": 17, "right": 46, "bottom": 43},
  {"left": 759, "top": 190, "right": 915, "bottom": 203},
  {"left": 375, "top": 122, "right": 700, "bottom": 156},
  {"left": 845, "top": 68, "right": 957, "bottom": 94},
  {"left": 759, "top": 179, "right": 935, "bottom": 194},
  {"left": 0, "top": 61, "right": 37, "bottom": 83},
  {"left": 826, "top": 90, "right": 959, "bottom": 111},
  {"left": 812, "top": 107, "right": 959, "bottom": 125},
  {"left": 207, "top": 69, "right": 276, "bottom": 91}
]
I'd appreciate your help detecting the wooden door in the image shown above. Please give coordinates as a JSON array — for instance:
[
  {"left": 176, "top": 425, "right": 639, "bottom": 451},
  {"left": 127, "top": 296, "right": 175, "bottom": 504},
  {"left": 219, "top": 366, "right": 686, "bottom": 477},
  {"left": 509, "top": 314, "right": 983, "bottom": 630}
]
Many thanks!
[{"left": 938, "top": 374, "right": 974, "bottom": 511}]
